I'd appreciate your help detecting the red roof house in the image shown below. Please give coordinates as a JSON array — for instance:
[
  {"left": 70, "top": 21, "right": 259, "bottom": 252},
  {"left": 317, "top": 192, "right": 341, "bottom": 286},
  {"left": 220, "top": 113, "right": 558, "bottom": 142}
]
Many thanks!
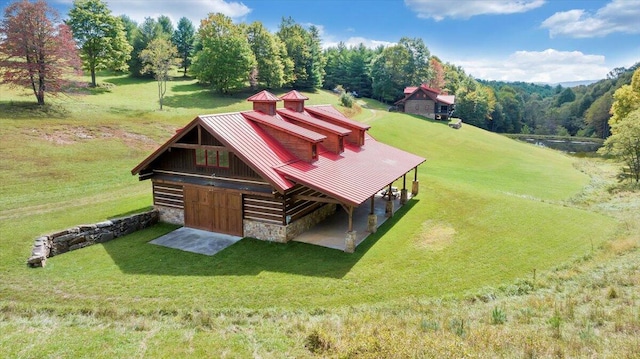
[
  {"left": 132, "top": 90, "right": 425, "bottom": 252},
  {"left": 395, "top": 85, "right": 455, "bottom": 120}
]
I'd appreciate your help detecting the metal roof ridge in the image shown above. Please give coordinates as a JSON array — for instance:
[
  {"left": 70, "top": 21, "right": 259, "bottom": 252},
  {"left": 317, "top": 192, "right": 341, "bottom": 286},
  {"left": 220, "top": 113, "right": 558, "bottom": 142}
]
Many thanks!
[{"left": 242, "top": 111, "right": 327, "bottom": 142}]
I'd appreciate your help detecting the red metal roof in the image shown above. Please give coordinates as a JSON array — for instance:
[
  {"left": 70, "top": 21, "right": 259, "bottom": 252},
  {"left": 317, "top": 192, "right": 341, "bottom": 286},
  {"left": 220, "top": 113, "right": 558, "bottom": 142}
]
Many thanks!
[
  {"left": 199, "top": 113, "right": 296, "bottom": 192},
  {"left": 133, "top": 92, "right": 426, "bottom": 204},
  {"left": 275, "top": 136, "right": 425, "bottom": 206},
  {"left": 247, "top": 90, "right": 280, "bottom": 102},
  {"left": 396, "top": 85, "right": 455, "bottom": 105},
  {"left": 277, "top": 108, "right": 352, "bottom": 136},
  {"left": 280, "top": 90, "right": 308, "bottom": 100},
  {"left": 242, "top": 111, "right": 326, "bottom": 143},
  {"left": 305, "top": 105, "right": 371, "bottom": 131}
]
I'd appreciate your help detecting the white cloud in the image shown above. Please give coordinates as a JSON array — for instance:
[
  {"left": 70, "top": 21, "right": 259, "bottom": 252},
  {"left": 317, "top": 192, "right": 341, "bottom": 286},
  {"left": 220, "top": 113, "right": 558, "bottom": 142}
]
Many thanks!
[
  {"left": 104, "top": 0, "right": 251, "bottom": 27},
  {"left": 454, "top": 49, "right": 609, "bottom": 83},
  {"left": 404, "top": 0, "right": 545, "bottom": 21},
  {"left": 541, "top": 0, "right": 640, "bottom": 38}
]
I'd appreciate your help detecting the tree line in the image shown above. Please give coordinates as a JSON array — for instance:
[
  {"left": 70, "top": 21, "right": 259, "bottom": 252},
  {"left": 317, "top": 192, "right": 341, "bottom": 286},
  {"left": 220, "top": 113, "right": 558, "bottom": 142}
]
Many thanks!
[{"left": 1, "top": 0, "right": 638, "bottom": 143}]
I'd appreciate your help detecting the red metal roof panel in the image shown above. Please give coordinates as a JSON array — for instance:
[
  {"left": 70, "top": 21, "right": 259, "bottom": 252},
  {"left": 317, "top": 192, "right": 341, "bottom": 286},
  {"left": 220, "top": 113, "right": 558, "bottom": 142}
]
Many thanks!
[
  {"left": 199, "top": 113, "right": 296, "bottom": 192},
  {"left": 242, "top": 111, "right": 326, "bottom": 143},
  {"left": 305, "top": 105, "right": 371, "bottom": 131},
  {"left": 275, "top": 137, "right": 425, "bottom": 206},
  {"left": 280, "top": 90, "right": 309, "bottom": 100},
  {"left": 246, "top": 90, "right": 280, "bottom": 102},
  {"left": 277, "top": 108, "right": 352, "bottom": 136}
]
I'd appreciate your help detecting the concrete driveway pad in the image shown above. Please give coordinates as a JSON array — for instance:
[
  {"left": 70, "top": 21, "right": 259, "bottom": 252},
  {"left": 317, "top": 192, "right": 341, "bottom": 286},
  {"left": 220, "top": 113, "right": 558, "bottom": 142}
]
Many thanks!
[{"left": 149, "top": 227, "right": 241, "bottom": 256}]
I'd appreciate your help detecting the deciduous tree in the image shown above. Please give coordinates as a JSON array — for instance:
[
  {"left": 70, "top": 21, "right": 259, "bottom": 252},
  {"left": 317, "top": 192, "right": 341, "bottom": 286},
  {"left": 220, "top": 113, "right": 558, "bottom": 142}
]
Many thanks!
[
  {"left": 191, "top": 13, "right": 255, "bottom": 94},
  {"left": 609, "top": 68, "right": 640, "bottom": 125},
  {"left": 246, "top": 21, "right": 288, "bottom": 88},
  {"left": 0, "top": 0, "right": 81, "bottom": 105},
  {"left": 139, "top": 37, "right": 178, "bottom": 110},
  {"left": 599, "top": 109, "right": 640, "bottom": 183},
  {"left": 67, "top": 0, "right": 131, "bottom": 87}
]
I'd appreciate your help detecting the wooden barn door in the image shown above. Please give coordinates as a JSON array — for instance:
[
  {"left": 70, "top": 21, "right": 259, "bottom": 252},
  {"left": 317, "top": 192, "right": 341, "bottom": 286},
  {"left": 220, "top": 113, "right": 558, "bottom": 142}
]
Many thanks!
[{"left": 184, "top": 185, "right": 243, "bottom": 236}]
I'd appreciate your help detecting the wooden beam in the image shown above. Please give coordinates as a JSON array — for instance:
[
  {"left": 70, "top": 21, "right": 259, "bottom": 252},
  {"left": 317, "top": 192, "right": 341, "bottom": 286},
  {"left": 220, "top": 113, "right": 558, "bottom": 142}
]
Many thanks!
[
  {"left": 370, "top": 195, "right": 374, "bottom": 215},
  {"left": 292, "top": 194, "right": 342, "bottom": 204},
  {"left": 170, "top": 143, "right": 228, "bottom": 151},
  {"left": 347, "top": 205, "right": 354, "bottom": 232},
  {"left": 414, "top": 167, "right": 418, "bottom": 182},
  {"left": 403, "top": 174, "right": 406, "bottom": 190}
]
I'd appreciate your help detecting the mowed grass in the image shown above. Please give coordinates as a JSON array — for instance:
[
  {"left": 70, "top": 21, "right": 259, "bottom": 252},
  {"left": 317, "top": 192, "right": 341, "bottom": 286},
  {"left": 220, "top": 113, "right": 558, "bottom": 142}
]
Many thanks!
[{"left": 0, "top": 74, "right": 630, "bottom": 356}]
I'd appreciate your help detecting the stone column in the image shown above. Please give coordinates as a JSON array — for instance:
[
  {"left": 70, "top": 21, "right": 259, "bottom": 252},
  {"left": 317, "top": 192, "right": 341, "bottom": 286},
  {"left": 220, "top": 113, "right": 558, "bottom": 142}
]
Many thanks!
[
  {"left": 400, "top": 189, "right": 408, "bottom": 205},
  {"left": 412, "top": 180, "right": 419, "bottom": 196},
  {"left": 345, "top": 231, "right": 357, "bottom": 253},
  {"left": 385, "top": 200, "right": 394, "bottom": 218},
  {"left": 367, "top": 214, "right": 377, "bottom": 233}
]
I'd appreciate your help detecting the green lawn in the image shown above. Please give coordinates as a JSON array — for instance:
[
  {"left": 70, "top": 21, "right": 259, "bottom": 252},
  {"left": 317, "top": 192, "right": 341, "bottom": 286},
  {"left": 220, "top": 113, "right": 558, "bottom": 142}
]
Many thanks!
[{"left": 0, "top": 74, "right": 631, "bottom": 357}]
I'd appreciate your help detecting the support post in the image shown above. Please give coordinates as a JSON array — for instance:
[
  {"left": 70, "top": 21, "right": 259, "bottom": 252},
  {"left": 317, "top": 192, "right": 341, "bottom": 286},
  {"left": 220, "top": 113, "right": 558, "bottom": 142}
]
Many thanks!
[
  {"left": 385, "top": 198, "right": 394, "bottom": 218},
  {"left": 370, "top": 195, "right": 375, "bottom": 215},
  {"left": 411, "top": 167, "right": 419, "bottom": 196},
  {"left": 401, "top": 174, "right": 408, "bottom": 205},
  {"left": 345, "top": 205, "right": 356, "bottom": 253},
  {"left": 368, "top": 214, "right": 377, "bottom": 233}
]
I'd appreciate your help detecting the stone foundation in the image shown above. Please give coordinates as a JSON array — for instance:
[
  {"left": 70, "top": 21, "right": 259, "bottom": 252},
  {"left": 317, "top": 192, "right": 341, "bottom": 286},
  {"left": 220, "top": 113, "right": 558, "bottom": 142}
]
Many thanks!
[
  {"left": 345, "top": 231, "right": 357, "bottom": 253},
  {"left": 27, "top": 210, "right": 159, "bottom": 268},
  {"left": 385, "top": 200, "right": 394, "bottom": 218},
  {"left": 412, "top": 180, "right": 419, "bottom": 196},
  {"left": 400, "top": 189, "right": 408, "bottom": 205},
  {"left": 368, "top": 214, "right": 377, "bottom": 233},
  {"left": 243, "top": 203, "right": 337, "bottom": 242},
  {"left": 156, "top": 205, "right": 184, "bottom": 225}
]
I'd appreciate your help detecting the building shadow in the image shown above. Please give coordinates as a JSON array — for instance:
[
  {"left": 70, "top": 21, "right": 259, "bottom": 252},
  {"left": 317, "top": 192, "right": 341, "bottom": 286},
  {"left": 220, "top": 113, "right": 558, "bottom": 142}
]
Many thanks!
[{"left": 101, "top": 199, "right": 417, "bottom": 279}]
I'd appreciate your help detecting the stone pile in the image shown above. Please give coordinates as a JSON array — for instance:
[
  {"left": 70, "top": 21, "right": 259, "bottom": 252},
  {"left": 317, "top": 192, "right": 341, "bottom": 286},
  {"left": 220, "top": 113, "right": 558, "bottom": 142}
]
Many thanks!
[{"left": 27, "top": 210, "right": 158, "bottom": 267}]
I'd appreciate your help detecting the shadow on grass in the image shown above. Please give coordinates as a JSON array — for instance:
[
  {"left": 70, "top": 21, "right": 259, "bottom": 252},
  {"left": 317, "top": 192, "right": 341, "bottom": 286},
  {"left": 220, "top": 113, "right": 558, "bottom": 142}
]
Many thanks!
[
  {"left": 103, "top": 199, "right": 417, "bottom": 278},
  {"left": 104, "top": 75, "right": 152, "bottom": 86},
  {"left": 163, "top": 91, "right": 246, "bottom": 110},
  {"left": 0, "top": 101, "right": 70, "bottom": 119}
]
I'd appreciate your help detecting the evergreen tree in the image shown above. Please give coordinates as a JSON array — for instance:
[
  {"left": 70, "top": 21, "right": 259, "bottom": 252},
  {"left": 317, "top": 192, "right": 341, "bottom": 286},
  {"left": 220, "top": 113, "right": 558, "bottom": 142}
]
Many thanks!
[
  {"left": 246, "top": 21, "right": 286, "bottom": 88},
  {"left": 172, "top": 17, "right": 195, "bottom": 77}
]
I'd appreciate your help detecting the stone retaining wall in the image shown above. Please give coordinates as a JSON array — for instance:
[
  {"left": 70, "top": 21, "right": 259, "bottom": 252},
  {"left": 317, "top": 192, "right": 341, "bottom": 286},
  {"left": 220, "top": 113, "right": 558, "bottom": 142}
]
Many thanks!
[{"left": 27, "top": 210, "right": 158, "bottom": 268}]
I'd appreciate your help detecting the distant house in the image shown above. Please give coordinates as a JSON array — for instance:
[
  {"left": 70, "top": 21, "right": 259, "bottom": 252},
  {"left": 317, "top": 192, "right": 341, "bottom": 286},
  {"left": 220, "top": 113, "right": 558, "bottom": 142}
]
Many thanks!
[
  {"left": 132, "top": 90, "right": 425, "bottom": 252},
  {"left": 394, "top": 85, "right": 455, "bottom": 120}
]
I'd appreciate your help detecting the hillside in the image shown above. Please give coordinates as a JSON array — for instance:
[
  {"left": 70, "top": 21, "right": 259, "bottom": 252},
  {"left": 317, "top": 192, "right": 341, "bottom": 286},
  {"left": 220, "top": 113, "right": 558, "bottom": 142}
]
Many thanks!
[{"left": 0, "top": 74, "right": 638, "bottom": 357}]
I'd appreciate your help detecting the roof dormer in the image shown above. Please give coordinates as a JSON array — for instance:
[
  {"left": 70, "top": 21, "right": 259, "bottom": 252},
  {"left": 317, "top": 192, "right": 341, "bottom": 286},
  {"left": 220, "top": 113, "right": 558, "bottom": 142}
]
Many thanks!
[
  {"left": 247, "top": 90, "right": 280, "bottom": 116},
  {"left": 280, "top": 90, "right": 308, "bottom": 113}
]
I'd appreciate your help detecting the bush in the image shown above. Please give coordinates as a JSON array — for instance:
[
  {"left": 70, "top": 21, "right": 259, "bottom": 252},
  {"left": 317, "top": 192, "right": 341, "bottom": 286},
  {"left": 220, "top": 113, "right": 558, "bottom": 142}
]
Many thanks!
[{"left": 340, "top": 92, "right": 354, "bottom": 108}]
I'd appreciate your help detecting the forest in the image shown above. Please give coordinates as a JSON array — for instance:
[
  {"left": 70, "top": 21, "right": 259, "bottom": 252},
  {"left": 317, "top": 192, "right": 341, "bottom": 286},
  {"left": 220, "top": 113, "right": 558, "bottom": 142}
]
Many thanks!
[{"left": 2, "top": 0, "right": 639, "bottom": 138}]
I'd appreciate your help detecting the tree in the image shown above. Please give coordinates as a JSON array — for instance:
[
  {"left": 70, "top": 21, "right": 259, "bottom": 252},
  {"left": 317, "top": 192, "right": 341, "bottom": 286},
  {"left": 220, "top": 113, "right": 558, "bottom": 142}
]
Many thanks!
[
  {"left": 157, "top": 15, "right": 173, "bottom": 37},
  {"left": 191, "top": 13, "right": 255, "bottom": 94},
  {"left": 0, "top": 0, "right": 81, "bottom": 105},
  {"left": 139, "top": 38, "right": 178, "bottom": 110},
  {"left": 599, "top": 109, "right": 640, "bottom": 183},
  {"left": 245, "top": 21, "right": 287, "bottom": 88},
  {"left": 128, "top": 17, "right": 162, "bottom": 77},
  {"left": 172, "top": 17, "right": 195, "bottom": 77},
  {"left": 398, "top": 37, "right": 432, "bottom": 85},
  {"left": 67, "top": 0, "right": 131, "bottom": 87},
  {"left": 428, "top": 57, "right": 445, "bottom": 91},
  {"left": 277, "top": 17, "right": 324, "bottom": 89},
  {"left": 609, "top": 68, "right": 640, "bottom": 125}
]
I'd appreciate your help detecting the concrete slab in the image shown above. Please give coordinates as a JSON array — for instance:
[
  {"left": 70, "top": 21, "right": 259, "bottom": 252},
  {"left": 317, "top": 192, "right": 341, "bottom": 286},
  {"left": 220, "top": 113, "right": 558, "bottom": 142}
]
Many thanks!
[
  {"left": 149, "top": 227, "right": 241, "bottom": 256},
  {"left": 292, "top": 192, "right": 409, "bottom": 251}
]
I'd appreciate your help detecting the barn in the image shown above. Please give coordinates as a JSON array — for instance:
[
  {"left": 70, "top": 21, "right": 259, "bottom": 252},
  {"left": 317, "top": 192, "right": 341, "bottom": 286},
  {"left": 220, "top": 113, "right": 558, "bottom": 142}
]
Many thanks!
[{"left": 132, "top": 90, "right": 425, "bottom": 252}]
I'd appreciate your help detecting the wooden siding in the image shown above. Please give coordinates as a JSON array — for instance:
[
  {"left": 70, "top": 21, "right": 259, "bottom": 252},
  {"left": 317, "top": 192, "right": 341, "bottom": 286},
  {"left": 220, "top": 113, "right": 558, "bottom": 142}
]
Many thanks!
[
  {"left": 255, "top": 123, "right": 315, "bottom": 162},
  {"left": 150, "top": 146, "right": 263, "bottom": 180},
  {"left": 285, "top": 119, "right": 343, "bottom": 154},
  {"left": 285, "top": 185, "right": 326, "bottom": 222},
  {"left": 404, "top": 99, "right": 436, "bottom": 118},
  {"left": 243, "top": 194, "right": 284, "bottom": 224},
  {"left": 153, "top": 181, "right": 184, "bottom": 209}
]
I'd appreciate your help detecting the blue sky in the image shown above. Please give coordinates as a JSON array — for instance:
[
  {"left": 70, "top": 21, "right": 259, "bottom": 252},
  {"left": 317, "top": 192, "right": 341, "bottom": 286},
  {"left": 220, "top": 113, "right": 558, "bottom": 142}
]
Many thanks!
[{"left": 12, "top": 0, "right": 640, "bottom": 83}]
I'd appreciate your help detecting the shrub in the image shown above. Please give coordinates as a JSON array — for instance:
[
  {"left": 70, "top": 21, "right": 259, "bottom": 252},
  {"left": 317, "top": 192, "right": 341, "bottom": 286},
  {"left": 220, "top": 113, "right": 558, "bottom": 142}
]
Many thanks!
[
  {"left": 491, "top": 306, "right": 507, "bottom": 325},
  {"left": 340, "top": 92, "right": 354, "bottom": 108}
]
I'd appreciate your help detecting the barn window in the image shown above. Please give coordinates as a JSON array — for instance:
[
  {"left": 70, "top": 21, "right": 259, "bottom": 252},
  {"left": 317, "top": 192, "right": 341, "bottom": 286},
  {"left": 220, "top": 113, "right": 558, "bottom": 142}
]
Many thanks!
[{"left": 195, "top": 148, "right": 230, "bottom": 168}]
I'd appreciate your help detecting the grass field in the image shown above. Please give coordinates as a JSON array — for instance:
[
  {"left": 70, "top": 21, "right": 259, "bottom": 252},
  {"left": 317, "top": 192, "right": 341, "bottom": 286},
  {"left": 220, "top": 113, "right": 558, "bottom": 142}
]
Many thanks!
[{"left": 1, "top": 73, "right": 638, "bottom": 357}]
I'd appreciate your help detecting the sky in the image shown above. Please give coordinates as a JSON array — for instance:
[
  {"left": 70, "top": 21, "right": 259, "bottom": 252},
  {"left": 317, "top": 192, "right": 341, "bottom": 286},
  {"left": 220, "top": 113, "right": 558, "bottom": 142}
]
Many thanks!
[{"left": 5, "top": 0, "right": 640, "bottom": 83}]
